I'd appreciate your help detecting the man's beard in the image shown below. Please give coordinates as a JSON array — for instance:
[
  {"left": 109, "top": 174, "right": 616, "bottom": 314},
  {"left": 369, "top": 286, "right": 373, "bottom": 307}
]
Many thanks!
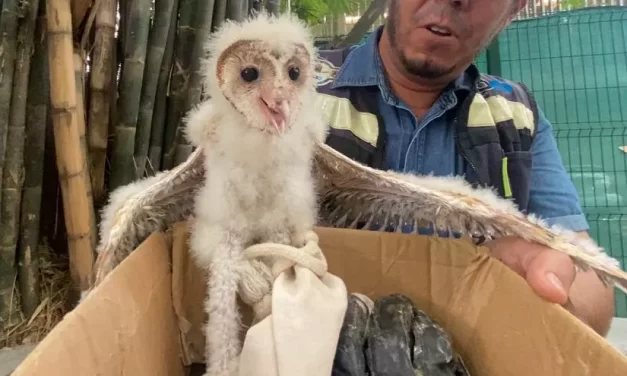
[
  {"left": 398, "top": 53, "right": 455, "bottom": 79},
  {"left": 386, "top": 0, "right": 456, "bottom": 80}
]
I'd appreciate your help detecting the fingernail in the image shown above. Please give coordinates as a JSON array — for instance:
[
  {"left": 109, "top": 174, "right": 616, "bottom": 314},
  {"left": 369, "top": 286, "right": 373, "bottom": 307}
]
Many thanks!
[{"left": 547, "top": 272, "right": 566, "bottom": 294}]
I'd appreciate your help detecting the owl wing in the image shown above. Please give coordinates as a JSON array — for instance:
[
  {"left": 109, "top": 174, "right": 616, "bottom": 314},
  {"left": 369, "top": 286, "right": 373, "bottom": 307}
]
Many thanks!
[
  {"left": 313, "top": 142, "right": 627, "bottom": 294},
  {"left": 90, "top": 148, "right": 205, "bottom": 289},
  {"left": 89, "top": 143, "right": 627, "bottom": 295}
]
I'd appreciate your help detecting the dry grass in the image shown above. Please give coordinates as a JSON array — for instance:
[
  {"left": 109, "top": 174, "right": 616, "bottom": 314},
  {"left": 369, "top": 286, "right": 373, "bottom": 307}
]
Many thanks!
[{"left": 0, "top": 243, "right": 72, "bottom": 348}]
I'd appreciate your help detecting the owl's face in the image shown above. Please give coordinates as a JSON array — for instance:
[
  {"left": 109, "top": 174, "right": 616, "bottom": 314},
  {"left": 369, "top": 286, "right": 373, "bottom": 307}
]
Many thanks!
[{"left": 216, "top": 39, "right": 314, "bottom": 135}]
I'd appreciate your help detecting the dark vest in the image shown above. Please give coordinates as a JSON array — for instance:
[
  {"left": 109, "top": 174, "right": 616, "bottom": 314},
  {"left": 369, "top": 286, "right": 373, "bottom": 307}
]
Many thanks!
[{"left": 313, "top": 47, "right": 538, "bottom": 213}]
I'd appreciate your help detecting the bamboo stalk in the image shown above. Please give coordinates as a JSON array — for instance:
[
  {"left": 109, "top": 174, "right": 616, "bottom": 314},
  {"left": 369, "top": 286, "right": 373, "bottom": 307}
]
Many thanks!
[
  {"left": 2, "top": 0, "right": 41, "bottom": 317},
  {"left": 171, "top": 0, "right": 216, "bottom": 165},
  {"left": 160, "top": 0, "right": 198, "bottom": 170},
  {"left": 147, "top": 0, "right": 179, "bottom": 174},
  {"left": 46, "top": 0, "right": 94, "bottom": 294},
  {"left": 227, "top": 0, "right": 247, "bottom": 22},
  {"left": 265, "top": 0, "right": 279, "bottom": 15},
  {"left": 19, "top": 5, "right": 48, "bottom": 317},
  {"left": 250, "top": 0, "right": 262, "bottom": 14},
  {"left": 0, "top": 0, "right": 21, "bottom": 325},
  {"left": 74, "top": 51, "right": 98, "bottom": 251},
  {"left": 133, "top": 0, "right": 178, "bottom": 179},
  {"left": 108, "top": 0, "right": 152, "bottom": 189},
  {"left": 72, "top": 0, "right": 94, "bottom": 31},
  {"left": 0, "top": 0, "right": 20, "bottom": 221},
  {"left": 212, "top": 0, "right": 227, "bottom": 29},
  {"left": 87, "top": 0, "right": 116, "bottom": 204}
]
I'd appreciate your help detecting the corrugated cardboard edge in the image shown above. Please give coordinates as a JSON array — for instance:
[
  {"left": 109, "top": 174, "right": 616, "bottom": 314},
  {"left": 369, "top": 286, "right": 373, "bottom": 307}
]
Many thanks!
[
  {"left": 445, "top": 254, "right": 627, "bottom": 375},
  {"left": 12, "top": 231, "right": 186, "bottom": 376},
  {"left": 170, "top": 222, "right": 627, "bottom": 375}
]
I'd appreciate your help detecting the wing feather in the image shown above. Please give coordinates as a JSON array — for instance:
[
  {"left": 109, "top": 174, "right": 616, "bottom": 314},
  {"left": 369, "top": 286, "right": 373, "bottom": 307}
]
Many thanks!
[
  {"left": 313, "top": 142, "right": 627, "bottom": 294},
  {"left": 89, "top": 148, "right": 205, "bottom": 290},
  {"left": 87, "top": 143, "right": 627, "bottom": 296}
]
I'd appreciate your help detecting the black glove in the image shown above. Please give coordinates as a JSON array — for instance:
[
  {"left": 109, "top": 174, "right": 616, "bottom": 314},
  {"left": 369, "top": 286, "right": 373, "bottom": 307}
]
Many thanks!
[{"left": 332, "top": 293, "right": 470, "bottom": 376}]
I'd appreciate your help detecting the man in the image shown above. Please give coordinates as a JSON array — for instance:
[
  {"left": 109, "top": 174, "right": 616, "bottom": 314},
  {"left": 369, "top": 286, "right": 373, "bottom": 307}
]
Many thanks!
[{"left": 314, "top": 0, "right": 615, "bottom": 335}]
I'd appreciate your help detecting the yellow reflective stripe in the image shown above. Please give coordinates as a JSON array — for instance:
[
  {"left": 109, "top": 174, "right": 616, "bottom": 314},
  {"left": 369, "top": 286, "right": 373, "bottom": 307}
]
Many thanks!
[
  {"left": 502, "top": 157, "right": 513, "bottom": 198},
  {"left": 314, "top": 92, "right": 379, "bottom": 147},
  {"left": 467, "top": 94, "right": 497, "bottom": 127},
  {"left": 467, "top": 94, "right": 535, "bottom": 133}
]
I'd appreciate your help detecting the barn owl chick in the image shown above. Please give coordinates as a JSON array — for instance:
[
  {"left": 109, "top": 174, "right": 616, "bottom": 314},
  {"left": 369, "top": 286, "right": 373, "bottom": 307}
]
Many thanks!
[{"left": 185, "top": 12, "right": 327, "bottom": 376}]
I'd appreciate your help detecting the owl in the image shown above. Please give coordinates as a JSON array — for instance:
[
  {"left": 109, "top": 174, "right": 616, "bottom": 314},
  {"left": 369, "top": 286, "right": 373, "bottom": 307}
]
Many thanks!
[{"left": 184, "top": 12, "right": 326, "bottom": 376}]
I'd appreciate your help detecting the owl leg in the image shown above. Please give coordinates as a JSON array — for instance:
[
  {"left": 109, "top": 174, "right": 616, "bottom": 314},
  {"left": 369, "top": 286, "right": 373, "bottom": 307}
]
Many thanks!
[{"left": 202, "top": 236, "right": 245, "bottom": 376}]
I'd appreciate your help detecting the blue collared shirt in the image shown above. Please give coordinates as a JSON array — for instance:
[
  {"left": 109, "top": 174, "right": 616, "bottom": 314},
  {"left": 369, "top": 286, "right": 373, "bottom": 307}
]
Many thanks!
[{"left": 329, "top": 28, "right": 589, "bottom": 232}]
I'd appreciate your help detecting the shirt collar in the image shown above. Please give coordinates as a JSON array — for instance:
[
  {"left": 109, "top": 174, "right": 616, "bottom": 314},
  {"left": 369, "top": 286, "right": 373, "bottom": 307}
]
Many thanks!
[
  {"left": 331, "top": 27, "right": 383, "bottom": 88},
  {"left": 331, "top": 25, "right": 479, "bottom": 95}
]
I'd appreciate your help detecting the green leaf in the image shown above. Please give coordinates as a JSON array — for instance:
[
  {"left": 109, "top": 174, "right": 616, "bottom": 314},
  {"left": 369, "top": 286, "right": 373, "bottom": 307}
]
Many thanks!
[{"left": 282, "top": 0, "right": 374, "bottom": 25}]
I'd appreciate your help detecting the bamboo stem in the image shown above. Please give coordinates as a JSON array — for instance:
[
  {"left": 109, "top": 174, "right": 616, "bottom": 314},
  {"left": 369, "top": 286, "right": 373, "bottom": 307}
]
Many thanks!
[
  {"left": 172, "top": 0, "right": 217, "bottom": 163},
  {"left": 227, "top": 0, "right": 247, "bottom": 22},
  {"left": 46, "top": 0, "right": 94, "bottom": 294},
  {"left": 2, "top": 0, "right": 41, "bottom": 317},
  {"left": 172, "top": 0, "right": 216, "bottom": 165},
  {"left": 265, "top": 0, "right": 279, "bottom": 15},
  {"left": 0, "top": 0, "right": 20, "bottom": 223},
  {"left": 147, "top": 0, "right": 179, "bottom": 174},
  {"left": 133, "top": 0, "right": 178, "bottom": 179},
  {"left": 108, "top": 0, "right": 152, "bottom": 189},
  {"left": 72, "top": 0, "right": 95, "bottom": 31},
  {"left": 74, "top": 50, "right": 98, "bottom": 251},
  {"left": 212, "top": 0, "right": 227, "bottom": 30},
  {"left": 160, "top": 0, "right": 198, "bottom": 170},
  {"left": 250, "top": 0, "right": 262, "bottom": 14},
  {"left": 87, "top": 0, "right": 116, "bottom": 204},
  {"left": 0, "top": 0, "right": 21, "bottom": 324},
  {"left": 19, "top": 5, "right": 48, "bottom": 317}
]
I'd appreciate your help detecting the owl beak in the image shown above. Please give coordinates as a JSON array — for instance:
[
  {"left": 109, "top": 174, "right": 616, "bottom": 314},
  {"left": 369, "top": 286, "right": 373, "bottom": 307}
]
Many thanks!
[{"left": 260, "top": 96, "right": 291, "bottom": 135}]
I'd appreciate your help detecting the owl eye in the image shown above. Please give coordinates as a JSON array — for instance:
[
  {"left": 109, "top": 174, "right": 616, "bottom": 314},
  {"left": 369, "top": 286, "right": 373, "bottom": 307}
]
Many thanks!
[
  {"left": 288, "top": 66, "right": 300, "bottom": 81},
  {"left": 240, "top": 67, "right": 259, "bottom": 82}
]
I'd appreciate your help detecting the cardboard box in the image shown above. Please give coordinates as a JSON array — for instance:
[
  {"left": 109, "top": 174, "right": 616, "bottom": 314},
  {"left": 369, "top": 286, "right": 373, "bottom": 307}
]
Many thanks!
[{"left": 13, "top": 222, "right": 627, "bottom": 375}]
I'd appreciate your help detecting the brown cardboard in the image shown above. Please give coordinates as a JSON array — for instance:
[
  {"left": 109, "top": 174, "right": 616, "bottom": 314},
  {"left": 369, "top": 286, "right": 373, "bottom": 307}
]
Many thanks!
[
  {"left": 14, "top": 221, "right": 627, "bottom": 376},
  {"left": 12, "top": 231, "right": 186, "bottom": 376}
]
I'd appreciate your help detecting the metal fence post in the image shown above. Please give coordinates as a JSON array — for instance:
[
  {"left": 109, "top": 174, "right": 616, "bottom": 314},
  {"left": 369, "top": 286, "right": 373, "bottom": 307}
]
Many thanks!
[{"left": 486, "top": 35, "right": 502, "bottom": 77}]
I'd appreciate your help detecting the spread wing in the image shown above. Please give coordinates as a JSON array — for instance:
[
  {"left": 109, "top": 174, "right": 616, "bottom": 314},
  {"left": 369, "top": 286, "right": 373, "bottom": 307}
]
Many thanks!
[
  {"left": 314, "top": 142, "right": 627, "bottom": 294},
  {"left": 88, "top": 143, "right": 627, "bottom": 295},
  {"left": 90, "top": 148, "right": 205, "bottom": 288}
]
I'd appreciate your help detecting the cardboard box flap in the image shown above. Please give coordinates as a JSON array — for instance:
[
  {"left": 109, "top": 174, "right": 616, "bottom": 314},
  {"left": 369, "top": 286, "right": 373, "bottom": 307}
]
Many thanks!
[
  {"left": 13, "top": 232, "right": 186, "bottom": 376},
  {"left": 445, "top": 254, "right": 626, "bottom": 374},
  {"left": 171, "top": 223, "right": 627, "bottom": 375},
  {"left": 13, "top": 222, "right": 627, "bottom": 376}
]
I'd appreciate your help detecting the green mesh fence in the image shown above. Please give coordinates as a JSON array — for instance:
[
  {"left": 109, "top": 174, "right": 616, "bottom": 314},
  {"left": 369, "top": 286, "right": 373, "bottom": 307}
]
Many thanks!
[{"left": 476, "top": 6, "right": 627, "bottom": 317}]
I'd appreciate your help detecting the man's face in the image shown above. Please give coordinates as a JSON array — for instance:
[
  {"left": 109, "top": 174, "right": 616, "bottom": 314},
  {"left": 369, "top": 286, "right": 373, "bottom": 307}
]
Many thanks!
[{"left": 386, "top": 0, "right": 520, "bottom": 81}]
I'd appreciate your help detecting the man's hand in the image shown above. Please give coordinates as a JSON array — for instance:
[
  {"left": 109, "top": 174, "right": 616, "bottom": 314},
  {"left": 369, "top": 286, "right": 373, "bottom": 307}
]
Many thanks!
[{"left": 484, "top": 234, "right": 615, "bottom": 336}]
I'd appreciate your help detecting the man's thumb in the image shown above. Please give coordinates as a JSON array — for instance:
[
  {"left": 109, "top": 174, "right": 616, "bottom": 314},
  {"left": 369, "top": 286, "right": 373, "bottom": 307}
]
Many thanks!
[{"left": 524, "top": 250, "right": 576, "bottom": 305}]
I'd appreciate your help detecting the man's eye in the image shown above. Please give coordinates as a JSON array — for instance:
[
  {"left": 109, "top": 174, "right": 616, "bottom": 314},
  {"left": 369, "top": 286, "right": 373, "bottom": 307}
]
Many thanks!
[
  {"left": 288, "top": 66, "right": 300, "bottom": 81},
  {"left": 241, "top": 67, "right": 259, "bottom": 82}
]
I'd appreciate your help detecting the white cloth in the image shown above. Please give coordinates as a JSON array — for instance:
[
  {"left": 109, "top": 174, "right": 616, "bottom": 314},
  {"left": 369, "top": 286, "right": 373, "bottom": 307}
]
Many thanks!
[{"left": 237, "top": 233, "right": 348, "bottom": 376}]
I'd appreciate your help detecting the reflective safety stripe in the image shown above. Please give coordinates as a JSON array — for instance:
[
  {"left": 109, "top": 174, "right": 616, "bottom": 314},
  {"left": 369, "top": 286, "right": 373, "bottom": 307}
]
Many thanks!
[
  {"left": 315, "top": 92, "right": 379, "bottom": 147},
  {"left": 467, "top": 94, "right": 535, "bottom": 133},
  {"left": 502, "top": 157, "right": 513, "bottom": 198}
]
